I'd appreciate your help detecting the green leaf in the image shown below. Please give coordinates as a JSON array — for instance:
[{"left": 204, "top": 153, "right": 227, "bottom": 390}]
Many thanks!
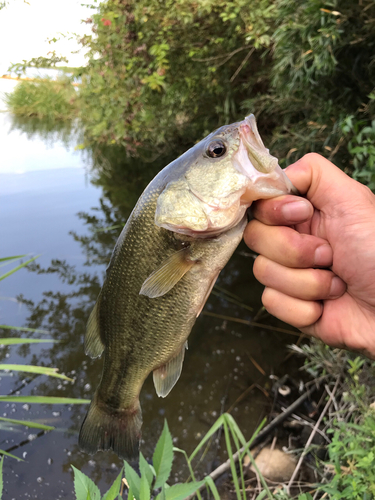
[
  {"left": 0, "top": 449, "right": 23, "bottom": 461},
  {"left": 0, "top": 255, "right": 27, "bottom": 263},
  {"left": 155, "top": 485, "right": 166, "bottom": 500},
  {"left": 0, "top": 326, "right": 50, "bottom": 334},
  {"left": 102, "top": 468, "right": 123, "bottom": 500},
  {"left": 204, "top": 476, "right": 220, "bottom": 500},
  {"left": 72, "top": 465, "right": 101, "bottom": 500},
  {"left": 0, "top": 364, "right": 73, "bottom": 381},
  {"left": 189, "top": 414, "right": 225, "bottom": 461},
  {"left": 0, "top": 396, "right": 90, "bottom": 404},
  {"left": 153, "top": 420, "right": 174, "bottom": 489},
  {"left": 0, "top": 255, "right": 40, "bottom": 281},
  {"left": 0, "top": 338, "right": 59, "bottom": 345},
  {"left": 139, "top": 452, "right": 154, "bottom": 487},
  {"left": 255, "top": 491, "right": 268, "bottom": 500},
  {"left": 124, "top": 461, "right": 140, "bottom": 500},
  {"left": 0, "top": 456, "right": 3, "bottom": 499},
  {"left": 139, "top": 474, "right": 151, "bottom": 500},
  {"left": 0, "top": 416, "right": 54, "bottom": 431},
  {"left": 164, "top": 481, "right": 205, "bottom": 500}
]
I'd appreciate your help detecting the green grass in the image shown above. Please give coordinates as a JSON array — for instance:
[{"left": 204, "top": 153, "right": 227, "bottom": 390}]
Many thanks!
[
  {"left": 3, "top": 76, "right": 78, "bottom": 121},
  {"left": 0, "top": 255, "right": 90, "bottom": 462}
]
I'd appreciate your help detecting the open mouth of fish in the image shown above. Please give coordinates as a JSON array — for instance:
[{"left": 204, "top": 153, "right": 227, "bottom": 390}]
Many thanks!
[
  {"left": 155, "top": 114, "right": 298, "bottom": 238},
  {"left": 184, "top": 116, "right": 296, "bottom": 236}
]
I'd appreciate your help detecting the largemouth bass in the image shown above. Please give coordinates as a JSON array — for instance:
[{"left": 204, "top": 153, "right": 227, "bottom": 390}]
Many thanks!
[{"left": 79, "top": 115, "right": 297, "bottom": 460}]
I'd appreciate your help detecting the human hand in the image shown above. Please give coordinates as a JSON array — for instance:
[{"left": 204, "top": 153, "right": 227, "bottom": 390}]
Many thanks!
[{"left": 244, "top": 153, "right": 375, "bottom": 359}]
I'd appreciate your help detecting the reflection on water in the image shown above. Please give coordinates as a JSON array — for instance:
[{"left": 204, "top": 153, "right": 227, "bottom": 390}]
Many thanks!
[{"left": 0, "top": 114, "right": 300, "bottom": 498}]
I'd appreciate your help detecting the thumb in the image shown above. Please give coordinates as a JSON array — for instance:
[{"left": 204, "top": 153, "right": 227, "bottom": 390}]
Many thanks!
[{"left": 285, "top": 153, "right": 364, "bottom": 211}]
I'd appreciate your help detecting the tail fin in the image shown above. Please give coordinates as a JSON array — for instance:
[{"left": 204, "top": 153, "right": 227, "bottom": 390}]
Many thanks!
[{"left": 79, "top": 393, "right": 142, "bottom": 461}]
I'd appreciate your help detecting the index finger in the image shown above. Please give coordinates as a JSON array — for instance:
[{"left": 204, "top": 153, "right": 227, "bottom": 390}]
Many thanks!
[{"left": 251, "top": 195, "right": 314, "bottom": 226}]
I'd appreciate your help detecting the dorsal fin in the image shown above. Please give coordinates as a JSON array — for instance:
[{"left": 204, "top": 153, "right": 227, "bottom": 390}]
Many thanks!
[
  {"left": 139, "top": 248, "right": 195, "bottom": 298},
  {"left": 84, "top": 298, "right": 105, "bottom": 359},
  {"left": 153, "top": 342, "right": 188, "bottom": 397}
]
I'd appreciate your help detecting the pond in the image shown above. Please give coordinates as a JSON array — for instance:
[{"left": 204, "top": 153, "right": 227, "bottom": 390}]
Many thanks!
[{"left": 0, "top": 108, "right": 301, "bottom": 498}]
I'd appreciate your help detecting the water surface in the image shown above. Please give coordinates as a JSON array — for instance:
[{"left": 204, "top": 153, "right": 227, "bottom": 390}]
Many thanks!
[{"left": 0, "top": 113, "right": 299, "bottom": 498}]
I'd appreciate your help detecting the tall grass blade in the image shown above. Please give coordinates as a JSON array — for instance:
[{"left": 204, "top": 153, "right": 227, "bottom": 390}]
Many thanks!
[
  {"left": 0, "top": 396, "right": 90, "bottom": 404},
  {"left": 223, "top": 422, "right": 241, "bottom": 500},
  {"left": 0, "top": 456, "right": 3, "bottom": 499},
  {"left": 0, "top": 416, "right": 54, "bottom": 431},
  {"left": 203, "top": 476, "right": 221, "bottom": 500},
  {"left": 0, "top": 449, "right": 23, "bottom": 461},
  {"left": 0, "top": 326, "right": 50, "bottom": 334},
  {"left": 0, "top": 338, "right": 60, "bottom": 345},
  {"left": 0, "top": 256, "right": 27, "bottom": 263},
  {"left": 225, "top": 417, "right": 246, "bottom": 500},
  {"left": 239, "top": 418, "right": 267, "bottom": 461},
  {"left": 173, "top": 447, "right": 202, "bottom": 500},
  {"left": 225, "top": 415, "right": 273, "bottom": 499},
  {"left": 0, "top": 255, "right": 40, "bottom": 282},
  {"left": 0, "top": 364, "right": 73, "bottom": 381},
  {"left": 189, "top": 415, "right": 225, "bottom": 462}
]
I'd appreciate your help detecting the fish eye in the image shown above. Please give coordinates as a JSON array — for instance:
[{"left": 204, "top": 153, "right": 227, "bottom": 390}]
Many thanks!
[{"left": 206, "top": 140, "right": 227, "bottom": 158}]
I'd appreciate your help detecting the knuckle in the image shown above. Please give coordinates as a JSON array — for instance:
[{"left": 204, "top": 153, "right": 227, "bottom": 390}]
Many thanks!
[
  {"left": 303, "top": 152, "right": 322, "bottom": 164},
  {"left": 261, "top": 287, "right": 276, "bottom": 311},
  {"left": 253, "top": 255, "right": 267, "bottom": 280},
  {"left": 308, "top": 269, "right": 332, "bottom": 298},
  {"left": 285, "top": 232, "right": 313, "bottom": 266},
  {"left": 243, "top": 220, "right": 258, "bottom": 249}
]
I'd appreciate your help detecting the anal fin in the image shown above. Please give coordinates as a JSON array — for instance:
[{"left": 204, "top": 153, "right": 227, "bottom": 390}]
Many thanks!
[
  {"left": 84, "top": 299, "right": 105, "bottom": 359},
  {"left": 153, "top": 342, "right": 188, "bottom": 397}
]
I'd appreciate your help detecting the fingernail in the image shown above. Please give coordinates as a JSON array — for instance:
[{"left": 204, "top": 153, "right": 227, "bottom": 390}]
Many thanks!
[
  {"left": 281, "top": 200, "right": 312, "bottom": 222},
  {"left": 314, "top": 244, "right": 332, "bottom": 267},
  {"left": 329, "top": 276, "right": 345, "bottom": 298}
]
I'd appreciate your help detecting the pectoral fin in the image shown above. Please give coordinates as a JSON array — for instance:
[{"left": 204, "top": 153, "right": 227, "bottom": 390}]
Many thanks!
[
  {"left": 140, "top": 248, "right": 195, "bottom": 298},
  {"left": 84, "top": 299, "right": 105, "bottom": 359},
  {"left": 153, "top": 342, "right": 188, "bottom": 397}
]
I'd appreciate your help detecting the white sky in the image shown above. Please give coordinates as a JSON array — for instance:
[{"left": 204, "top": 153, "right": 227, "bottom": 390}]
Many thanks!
[{"left": 0, "top": 0, "right": 93, "bottom": 75}]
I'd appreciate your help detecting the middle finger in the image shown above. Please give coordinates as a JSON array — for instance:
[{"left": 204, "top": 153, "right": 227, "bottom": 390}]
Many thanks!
[{"left": 244, "top": 220, "right": 333, "bottom": 268}]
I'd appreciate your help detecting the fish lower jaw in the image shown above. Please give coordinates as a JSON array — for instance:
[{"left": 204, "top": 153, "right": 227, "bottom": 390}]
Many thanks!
[{"left": 168, "top": 208, "right": 247, "bottom": 239}]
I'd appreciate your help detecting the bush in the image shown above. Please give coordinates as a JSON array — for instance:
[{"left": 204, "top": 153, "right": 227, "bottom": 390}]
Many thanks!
[
  {"left": 4, "top": 76, "right": 78, "bottom": 121},
  {"left": 77, "top": 0, "right": 375, "bottom": 175}
]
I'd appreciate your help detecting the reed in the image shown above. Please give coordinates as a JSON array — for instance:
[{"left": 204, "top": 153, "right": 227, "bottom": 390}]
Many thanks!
[{"left": 3, "top": 76, "right": 78, "bottom": 121}]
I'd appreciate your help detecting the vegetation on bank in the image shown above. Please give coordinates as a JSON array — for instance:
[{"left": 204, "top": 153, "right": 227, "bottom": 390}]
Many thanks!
[
  {"left": 2, "top": 338, "right": 375, "bottom": 499},
  {"left": 4, "top": 0, "right": 375, "bottom": 185},
  {"left": 4, "top": 76, "right": 78, "bottom": 121}
]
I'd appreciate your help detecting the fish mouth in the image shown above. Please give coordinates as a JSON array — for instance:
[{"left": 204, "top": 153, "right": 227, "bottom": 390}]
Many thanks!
[{"left": 234, "top": 114, "right": 299, "bottom": 203}]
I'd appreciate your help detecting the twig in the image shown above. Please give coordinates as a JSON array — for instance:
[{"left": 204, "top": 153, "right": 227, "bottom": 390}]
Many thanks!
[
  {"left": 325, "top": 383, "right": 341, "bottom": 419},
  {"left": 226, "top": 382, "right": 256, "bottom": 414},
  {"left": 328, "top": 136, "right": 344, "bottom": 160},
  {"left": 185, "top": 384, "right": 320, "bottom": 499},
  {"left": 286, "top": 379, "right": 340, "bottom": 494},
  {"left": 247, "top": 353, "right": 266, "bottom": 376},
  {"left": 230, "top": 47, "right": 255, "bottom": 82},
  {"left": 191, "top": 45, "right": 252, "bottom": 63},
  {"left": 287, "top": 412, "right": 330, "bottom": 443},
  {"left": 201, "top": 311, "right": 301, "bottom": 336}
]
